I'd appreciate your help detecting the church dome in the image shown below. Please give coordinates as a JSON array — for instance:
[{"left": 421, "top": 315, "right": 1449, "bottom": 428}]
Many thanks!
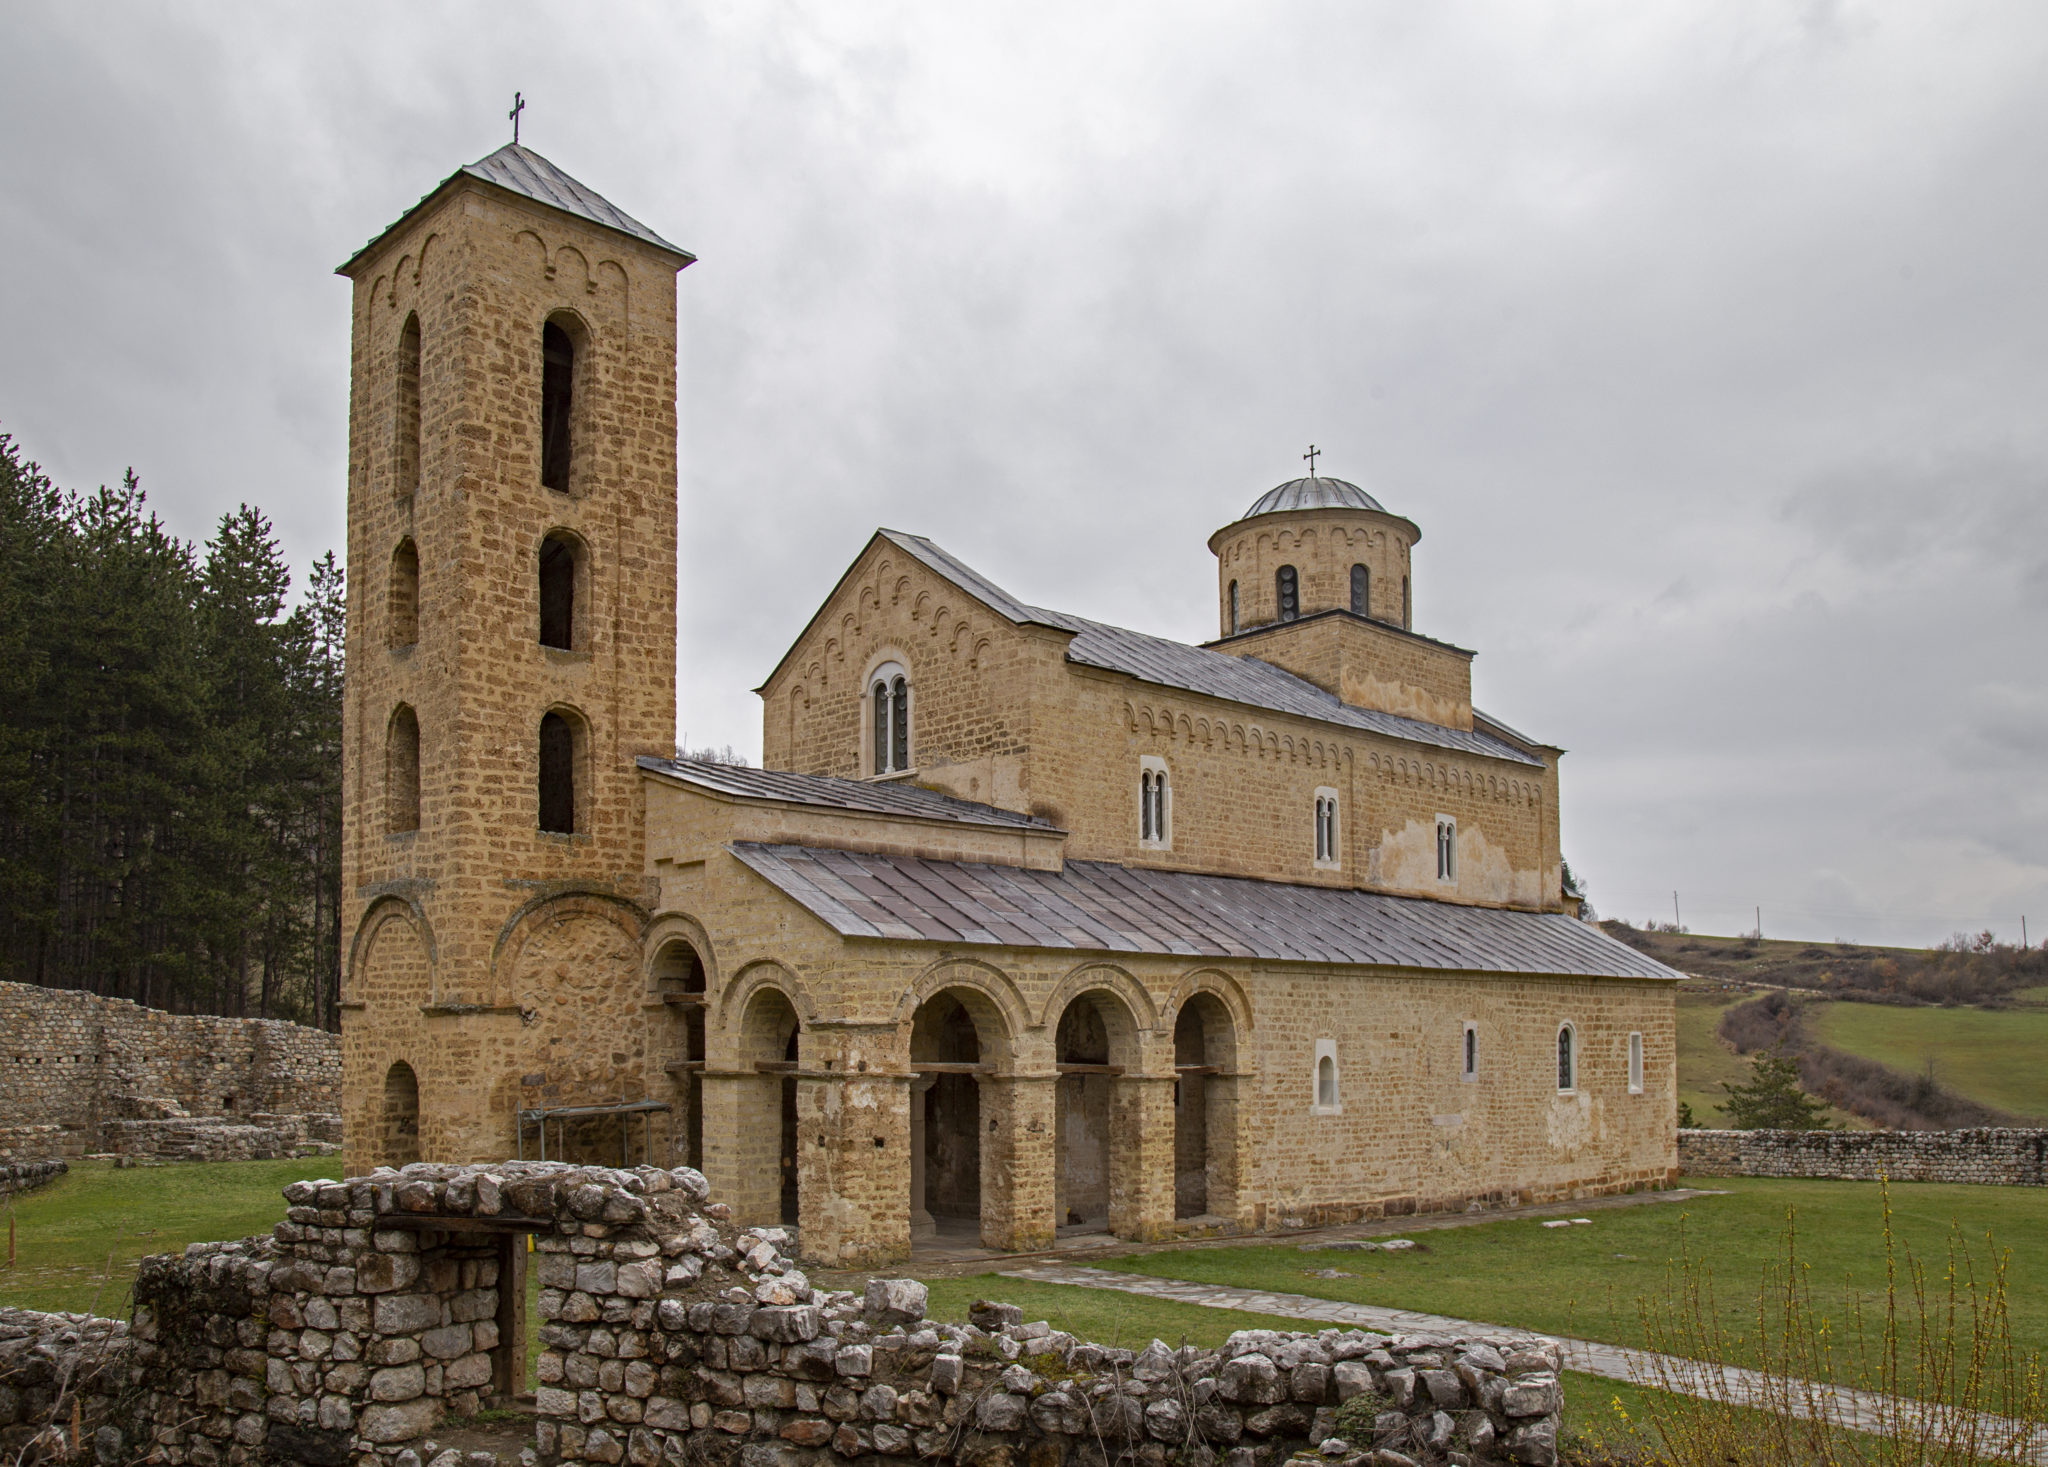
[{"left": 1243, "top": 475, "right": 1385, "bottom": 519}]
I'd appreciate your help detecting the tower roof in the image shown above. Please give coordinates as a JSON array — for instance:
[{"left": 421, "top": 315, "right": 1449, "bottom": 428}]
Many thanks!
[
  {"left": 1242, "top": 474, "right": 1385, "bottom": 518},
  {"left": 338, "top": 143, "right": 694, "bottom": 274}
]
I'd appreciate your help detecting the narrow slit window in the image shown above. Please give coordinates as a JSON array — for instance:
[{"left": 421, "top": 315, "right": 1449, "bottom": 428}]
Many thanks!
[
  {"left": 539, "top": 533, "right": 575, "bottom": 649},
  {"left": 395, "top": 313, "right": 421, "bottom": 498},
  {"left": 1312, "top": 1039, "right": 1341, "bottom": 1113},
  {"left": 538, "top": 711, "right": 577, "bottom": 833},
  {"left": 541, "top": 321, "right": 574, "bottom": 492},
  {"left": 1228, "top": 580, "right": 1239, "bottom": 635},
  {"left": 387, "top": 538, "right": 418, "bottom": 649},
  {"left": 1628, "top": 1031, "right": 1644, "bottom": 1094},
  {"left": 386, "top": 705, "right": 420, "bottom": 834},
  {"left": 1276, "top": 564, "right": 1299, "bottom": 622},
  {"left": 890, "top": 675, "right": 908, "bottom": 771},
  {"left": 1462, "top": 1022, "right": 1478, "bottom": 1081},
  {"left": 1557, "top": 1024, "right": 1576, "bottom": 1092},
  {"left": 1141, "top": 771, "right": 1155, "bottom": 841},
  {"left": 1402, "top": 574, "right": 1411, "bottom": 628},
  {"left": 1350, "top": 562, "right": 1369, "bottom": 616}
]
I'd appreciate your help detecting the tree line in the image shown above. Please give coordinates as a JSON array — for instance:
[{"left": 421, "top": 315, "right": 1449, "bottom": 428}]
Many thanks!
[{"left": 0, "top": 433, "right": 343, "bottom": 1029}]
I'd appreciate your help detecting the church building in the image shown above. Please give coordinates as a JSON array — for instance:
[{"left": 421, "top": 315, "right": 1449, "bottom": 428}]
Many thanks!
[{"left": 337, "top": 144, "right": 1679, "bottom": 1267}]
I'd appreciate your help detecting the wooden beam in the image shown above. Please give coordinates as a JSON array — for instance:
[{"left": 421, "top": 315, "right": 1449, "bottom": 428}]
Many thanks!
[
  {"left": 753, "top": 1060, "right": 799, "bottom": 1074},
  {"left": 1175, "top": 1064, "right": 1221, "bottom": 1076},
  {"left": 1055, "top": 1062, "right": 1125, "bottom": 1076},
  {"left": 373, "top": 1214, "right": 553, "bottom": 1234},
  {"left": 911, "top": 1061, "right": 991, "bottom": 1075}
]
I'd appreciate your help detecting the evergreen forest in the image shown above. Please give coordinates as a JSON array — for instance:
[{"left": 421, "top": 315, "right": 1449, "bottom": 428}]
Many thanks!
[{"left": 0, "top": 433, "right": 343, "bottom": 1029}]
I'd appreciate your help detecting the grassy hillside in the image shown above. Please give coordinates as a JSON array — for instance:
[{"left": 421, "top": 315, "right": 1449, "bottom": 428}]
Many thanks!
[
  {"left": 1675, "top": 986, "right": 1865, "bottom": 1128},
  {"left": 1605, "top": 922, "right": 2044, "bottom": 1004},
  {"left": 1809, "top": 995, "right": 2048, "bottom": 1123}
]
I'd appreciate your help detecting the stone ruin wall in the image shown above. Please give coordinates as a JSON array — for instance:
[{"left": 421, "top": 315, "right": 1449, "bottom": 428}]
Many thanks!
[
  {"left": 0, "top": 981, "right": 341, "bottom": 1162},
  {"left": 0, "top": 1162, "right": 1564, "bottom": 1467},
  {"left": 1677, "top": 1127, "right": 2048, "bottom": 1186},
  {"left": 0, "top": 1161, "right": 68, "bottom": 1201}
]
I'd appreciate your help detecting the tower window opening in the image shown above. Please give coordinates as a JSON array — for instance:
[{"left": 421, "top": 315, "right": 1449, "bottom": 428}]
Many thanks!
[
  {"left": 1276, "top": 564, "right": 1299, "bottom": 622},
  {"left": 395, "top": 313, "right": 421, "bottom": 499},
  {"left": 386, "top": 705, "right": 420, "bottom": 834},
  {"left": 387, "top": 538, "right": 418, "bottom": 649},
  {"left": 1350, "top": 562, "right": 1369, "bottom": 616},
  {"left": 541, "top": 321, "right": 575, "bottom": 492},
  {"left": 1228, "top": 580, "right": 1239, "bottom": 635},
  {"left": 539, "top": 710, "right": 578, "bottom": 834},
  {"left": 1436, "top": 816, "right": 1457, "bottom": 881},
  {"left": 1402, "top": 574, "right": 1411, "bottom": 629},
  {"left": 869, "top": 664, "right": 910, "bottom": 774},
  {"left": 539, "top": 532, "right": 576, "bottom": 649}
]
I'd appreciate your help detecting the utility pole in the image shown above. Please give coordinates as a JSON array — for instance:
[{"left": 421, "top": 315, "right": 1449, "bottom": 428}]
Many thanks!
[
  {"left": 1756, "top": 906, "right": 1762, "bottom": 940},
  {"left": 1673, "top": 891, "right": 1681, "bottom": 931}
]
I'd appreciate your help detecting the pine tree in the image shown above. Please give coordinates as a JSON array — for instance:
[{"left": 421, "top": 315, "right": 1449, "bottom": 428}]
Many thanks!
[{"left": 1717, "top": 1049, "right": 1834, "bottom": 1130}]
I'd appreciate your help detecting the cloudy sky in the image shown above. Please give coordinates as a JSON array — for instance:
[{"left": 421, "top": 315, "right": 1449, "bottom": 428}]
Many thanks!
[{"left": 3, "top": 2, "right": 2044, "bottom": 947}]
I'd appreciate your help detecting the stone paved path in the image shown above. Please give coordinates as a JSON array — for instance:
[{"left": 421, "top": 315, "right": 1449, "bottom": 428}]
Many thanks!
[{"left": 1000, "top": 1264, "right": 2048, "bottom": 1462}]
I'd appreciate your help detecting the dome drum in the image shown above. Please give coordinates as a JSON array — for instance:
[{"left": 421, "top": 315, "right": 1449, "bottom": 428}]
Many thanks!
[{"left": 1209, "top": 473, "right": 1420, "bottom": 639}]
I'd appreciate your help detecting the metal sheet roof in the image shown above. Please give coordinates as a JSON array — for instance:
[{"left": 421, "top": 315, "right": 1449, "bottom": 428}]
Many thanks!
[
  {"left": 875, "top": 530, "right": 1540, "bottom": 767},
  {"left": 1243, "top": 475, "right": 1387, "bottom": 518},
  {"left": 728, "top": 842, "right": 1681, "bottom": 979},
  {"left": 639, "top": 757, "right": 1056, "bottom": 830},
  {"left": 341, "top": 144, "right": 693, "bottom": 273}
]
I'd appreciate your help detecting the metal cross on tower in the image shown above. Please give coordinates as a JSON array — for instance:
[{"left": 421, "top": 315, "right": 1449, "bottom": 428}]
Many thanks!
[
  {"left": 510, "top": 92, "right": 526, "bottom": 145},
  {"left": 1303, "top": 444, "right": 1320, "bottom": 476}
]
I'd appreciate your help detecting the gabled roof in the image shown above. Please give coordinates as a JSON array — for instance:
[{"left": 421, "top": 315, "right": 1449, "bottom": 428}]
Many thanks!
[
  {"left": 730, "top": 842, "right": 1679, "bottom": 979},
  {"left": 638, "top": 756, "right": 1058, "bottom": 831},
  {"left": 875, "top": 531, "right": 1541, "bottom": 767},
  {"left": 339, "top": 144, "right": 694, "bottom": 274}
]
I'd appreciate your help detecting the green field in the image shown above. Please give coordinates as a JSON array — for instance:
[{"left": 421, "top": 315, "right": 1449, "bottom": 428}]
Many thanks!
[
  {"left": 1810, "top": 998, "right": 2048, "bottom": 1122},
  {"left": 1094, "top": 1177, "right": 2048, "bottom": 1379},
  {"left": 0, "top": 1157, "right": 325, "bottom": 1315},
  {"left": 1674, "top": 987, "right": 1864, "bottom": 1128}
]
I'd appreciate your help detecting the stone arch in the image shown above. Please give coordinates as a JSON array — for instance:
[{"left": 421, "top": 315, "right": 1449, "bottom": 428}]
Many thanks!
[
  {"left": 896, "top": 958, "right": 1031, "bottom": 1059},
  {"left": 1167, "top": 976, "right": 1245, "bottom": 1223},
  {"left": 730, "top": 985, "right": 804, "bottom": 1228},
  {"left": 490, "top": 889, "right": 646, "bottom": 1006},
  {"left": 1050, "top": 980, "right": 1152, "bottom": 1238},
  {"left": 345, "top": 895, "right": 436, "bottom": 1008},
  {"left": 714, "top": 958, "right": 818, "bottom": 1048},
  {"left": 1161, "top": 968, "right": 1254, "bottom": 1048},
  {"left": 377, "top": 1060, "right": 422, "bottom": 1168},
  {"left": 644, "top": 914, "right": 715, "bottom": 1170},
  {"left": 1039, "top": 962, "right": 1160, "bottom": 1036}
]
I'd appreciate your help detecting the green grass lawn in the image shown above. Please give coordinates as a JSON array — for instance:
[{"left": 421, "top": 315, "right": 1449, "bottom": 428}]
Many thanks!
[
  {"left": 1810, "top": 999, "right": 2048, "bottom": 1122},
  {"left": 1091, "top": 1177, "right": 2048, "bottom": 1380},
  {"left": 0, "top": 1157, "right": 328, "bottom": 1316}
]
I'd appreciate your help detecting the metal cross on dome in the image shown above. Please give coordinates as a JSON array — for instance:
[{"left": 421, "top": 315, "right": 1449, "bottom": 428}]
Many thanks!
[
  {"left": 510, "top": 92, "right": 526, "bottom": 145},
  {"left": 1303, "top": 444, "right": 1321, "bottom": 476}
]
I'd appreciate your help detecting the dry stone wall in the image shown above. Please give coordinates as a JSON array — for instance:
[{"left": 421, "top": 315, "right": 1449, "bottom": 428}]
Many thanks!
[
  {"left": 0, "top": 981, "right": 340, "bottom": 1160},
  {"left": 0, "top": 1164, "right": 1562, "bottom": 1467},
  {"left": 0, "top": 1161, "right": 67, "bottom": 1200},
  {"left": 1678, "top": 1128, "right": 2048, "bottom": 1185}
]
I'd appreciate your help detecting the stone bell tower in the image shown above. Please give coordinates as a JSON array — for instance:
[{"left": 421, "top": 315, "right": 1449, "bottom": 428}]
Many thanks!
[{"left": 335, "top": 144, "right": 694, "bottom": 1173}]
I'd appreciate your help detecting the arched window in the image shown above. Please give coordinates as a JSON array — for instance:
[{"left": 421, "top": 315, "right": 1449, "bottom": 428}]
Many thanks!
[
  {"left": 1462, "top": 1021, "right": 1478, "bottom": 1081},
  {"left": 539, "top": 532, "right": 577, "bottom": 649},
  {"left": 869, "top": 663, "right": 910, "bottom": 774},
  {"left": 1313, "top": 788, "right": 1339, "bottom": 867},
  {"left": 1350, "top": 562, "right": 1369, "bottom": 616},
  {"left": 538, "top": 710, "right": 580, "bottom": 833},
  {"left": 1276, "top": 564, "right": 1299, "bottom": 622},
  {"left": 1227, "top": 580, "right": 1239, "bottom": 635},
  {"left": 381, "top": 1061, "right": 421, "bottom": 1166},
  {"left": 386, "top": 705, "right": 420, "bottom": 833},
  {"left": 387, "top": 538, "right": 418, "bottom": 649},
  {"left": 1557, "top": 1024, "right": 1577, "bottom": 1092},
  {"left": 541, "top": 320, "right": 575, "bottom": 492},
  {"left": 1436, "top": 816, "right": 1457, "bottom": 882},
  {"left": 395, "top": 313, "right": 421, "bottom": 499},
  {"left": 1402, "top": 574, "right": 1411, "bottom": 629},
  {"left": 1312, "top": 1038, "right": 1341, "bottom": 1114},
  {"left": 1139, "top": 758, "right": 1170, "bottom": 846}
]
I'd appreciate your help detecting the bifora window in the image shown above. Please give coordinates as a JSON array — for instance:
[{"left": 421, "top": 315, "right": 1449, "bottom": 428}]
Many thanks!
[
  {"left": 1139, "top": 756, "right": 1171, "bottom": 847},
  {"left": 1628, "top": 1031, "right": 1644, "bottom": 1094},
  {"left": 869, "top": 663, "right": 909, "bottom": 775},
  {"left": 1436, "top": 816, "right": 1457, "bottom": 881},
  {"left": 1557, "top": 1023, "right": 1577, "bottom": 1092},
  {"left": 1350, "top": 562, "right": 1369, "bottom": 616},
  {"left": 1276, "top": 564, "right": 1300, "bottom": 621},
  {"left": 1313, "top": 788, "right": 1339, "bottom": 867}
]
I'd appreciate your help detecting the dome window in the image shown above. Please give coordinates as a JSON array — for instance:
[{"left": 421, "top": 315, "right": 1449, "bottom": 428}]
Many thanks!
[
  {"left": 1276, "top": 565, "right": 1299, "bottom": 622},
  {"left": 1350, "top": 563, "right": 1369, "bottom": 617},
  {"left": 1227, "top": 580, "right": 1239, "bottom": 635}
]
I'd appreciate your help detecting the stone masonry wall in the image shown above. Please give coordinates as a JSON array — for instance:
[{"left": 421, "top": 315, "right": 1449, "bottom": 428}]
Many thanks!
[
  {"left": 0, "top": 1163, "right": 1563, "bottom": 1467},
  {"left": 1678, "top": 1127, "right": 2048, "bottom": 1185},
  {"left": 0, "top": 980, "right": 340, "bottom": 1160},
  {"left": 0, "top": 1161, "right": 68, "bottom": 1200}
]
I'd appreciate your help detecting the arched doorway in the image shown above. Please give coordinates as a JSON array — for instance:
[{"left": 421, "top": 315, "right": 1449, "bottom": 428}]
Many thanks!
[
  {"left": 381, "top": 1061, "right": 421, "bottom": 1166},
  {"left": 735, "top": 987, "right": 801, "bottom": 1229},
  {"left": 651, "top": 938, "right": 707, "bottom": 1168},
  {"left": 1173, "top": 992, "right": 1239, "bottom": 1221},
  {"left": 1053, "top": 989, "right": 1142, "bottom": 1236},
  {"left": 907, "top": 985, "right": 1015, "bottom": 1249}
]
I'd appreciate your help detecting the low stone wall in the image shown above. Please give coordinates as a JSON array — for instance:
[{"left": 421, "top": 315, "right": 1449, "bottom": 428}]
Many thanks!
[
  {"left": 0, "top": 980, "right": 340, "bottom": 1159},
  {"left": 0, "top": 1160, "right": 67, "bottom": 1200},
  {"left": 0, "top": 1163, "right": 1564, "bottom": 1467},
  {"left": 102, "top": 1113, "right": 343, "bottom": 1163},
  {"left": 1678, "top": 1127, "right": 2048, "bottom": 1185}
]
